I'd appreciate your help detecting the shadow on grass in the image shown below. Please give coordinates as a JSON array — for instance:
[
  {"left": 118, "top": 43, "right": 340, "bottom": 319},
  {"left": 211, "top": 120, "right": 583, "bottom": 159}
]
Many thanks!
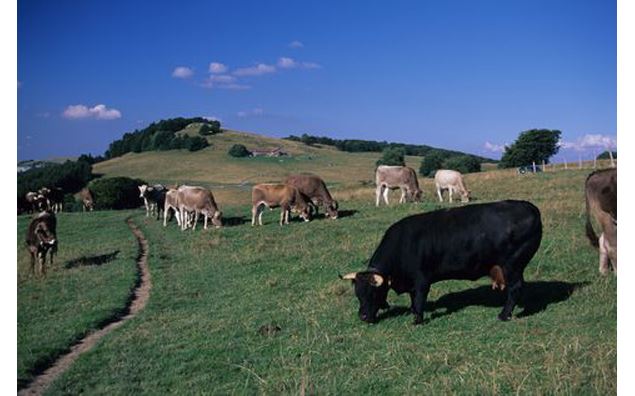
[
  {"left": 223, "top": 216, "right": 248, "bottom": 227},
  {"left": 64, "top": 250, "right": 120, "bottom": 269},
  {"left": 378, "top": 281, "right": 589, "bottom": 323}
]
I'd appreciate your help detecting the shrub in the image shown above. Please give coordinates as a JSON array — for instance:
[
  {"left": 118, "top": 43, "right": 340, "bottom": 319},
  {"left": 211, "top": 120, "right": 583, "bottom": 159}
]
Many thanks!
[
  {"left": 442, "top": 155, "right": 482, "bottom": 174},
  {"left": 419, "top": 150, "right": 445, "bottom": 177},
  {"left": 228, "top": 144, "right": 251, "bottom": 158},
  {"left": 184, "top": 136, "right": 210, "bottom": 152},
  {"left": 199, "top": 121, "right": 221, "bottom": 136},
  {"left": 88, "top": 177, "right": 147, "bottom": 210},
  {"left": 597, "top": 151, "right": 617, "bottom": 160},
  {"left": 376, "top": 147, "right": 405, "bottom": 167}
]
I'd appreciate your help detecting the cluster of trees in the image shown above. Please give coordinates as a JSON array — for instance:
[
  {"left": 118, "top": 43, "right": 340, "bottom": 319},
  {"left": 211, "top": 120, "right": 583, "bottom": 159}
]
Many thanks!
[
  {"left": 597, "top": 150, "right": 617, "bottom": 160},
  {"left": 498, "top": 129, "right": 561, "bottom": 168},
  {"left": 286, "top": 133, "right": 493, "bottom": 163},
  {"left": 18, "top": 159, "right": 94, "bottom": 199},
  {"left": 105, "top": 117, "right": 218, "bottom": 158},
  {"left": 88, "top": 176, "right": 147, "bottom": 210},
  {"left": 419, "top": 152, "right": 481, "bottom": 176},
  {"left": 228, "top": 144, "right": 251, "bottom": 158}
]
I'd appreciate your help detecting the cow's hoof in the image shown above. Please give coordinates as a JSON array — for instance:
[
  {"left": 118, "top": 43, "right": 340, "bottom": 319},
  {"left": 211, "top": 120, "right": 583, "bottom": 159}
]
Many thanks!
[
  {"left": 497, "top": 313, "right": 511, "bottom": 321},
  {"left": 413, "top": 316, "right": 424, "bottom": 325}
]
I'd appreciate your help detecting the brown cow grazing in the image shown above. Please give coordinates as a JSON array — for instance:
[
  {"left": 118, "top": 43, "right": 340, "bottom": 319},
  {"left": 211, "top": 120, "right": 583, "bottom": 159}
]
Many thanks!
[
  {"left": 26, "top": 211, "right": 58, "bottom": 276},
  {"left": 375, "top": 165, "right": 423, "bottom": 206},
  {"left": 585, "top": 168, "right": 617, "bottom": 274},
  {"left": 251, "top": 184, "right": 311, "bottom": 226},
  {"left": 434, "top": 169, "right": 471, "bottom": 203},
  {"left": 284, "top": 173, "right": 339, "bottom": 219},
  {"left": 176, "top": 185, "right": 222, "bottom": 230},
  {"left": 163, "top": 188, "right": 182, "bottom": 227},
  {"left": 77, "top": 188, "right": 95, "bottom": 211}
]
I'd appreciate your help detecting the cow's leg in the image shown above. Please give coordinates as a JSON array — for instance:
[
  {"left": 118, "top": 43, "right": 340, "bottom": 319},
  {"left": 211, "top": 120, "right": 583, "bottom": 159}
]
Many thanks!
[
  {"left": 375, "top": 185, "right": 383, "bottom": 207},
  {"left": 383, "top": 187, "right": 390, "bottom": 205},
  {"left": 38, "top": 251, "right": 45, "bottom": 276},
  {"left": 498, "top": 274, "right": 523, "bottom": 321},
  {"left": 251, "top": 205, "right": 257, "bottom": 226},
  {"left": 192, "top": 211, "right": 199, "bottom": 231},
  {"left": 448, "top": 187, "right": 454, "bottom": 203},
  {"left": 598, "top": 233, "right": 611, "bottom": 275},
  {"left": 399, "top": 188, "right": 406, "bottom": 203},
  {"left": 163, "top": 206, "right": 169, "bottom": 227},
  {"left": 280, "top": 207, "right": 286, "bottom": 226},
  {"left": 29, "top": 252, "right": 36, "bottom": 275},
  {"left": 204, "top": 213, "right": 208, "bottom": 230},
  {"left": 412, "top": 279, "right": 431, "bottom": 325}
]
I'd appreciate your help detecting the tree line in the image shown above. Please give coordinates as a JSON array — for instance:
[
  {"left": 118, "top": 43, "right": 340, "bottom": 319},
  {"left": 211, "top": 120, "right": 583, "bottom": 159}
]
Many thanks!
[{"left": 104, "top": 117, "right": 220, "bottom": 159}]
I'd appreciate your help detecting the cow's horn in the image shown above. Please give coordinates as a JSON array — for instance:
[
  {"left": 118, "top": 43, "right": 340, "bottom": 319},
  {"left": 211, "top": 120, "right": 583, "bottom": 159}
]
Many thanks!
[
  {"left": 339, "top": 272, "right": 357, "bottom": 280},
  {"left": 370, "top": 274, "right": 384, "bottom": 287}
]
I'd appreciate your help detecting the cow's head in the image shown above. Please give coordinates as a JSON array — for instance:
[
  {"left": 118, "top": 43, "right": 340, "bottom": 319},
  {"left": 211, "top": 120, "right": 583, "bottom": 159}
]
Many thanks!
[
  {"left": 340, "top": 271, "right": 390, "bottom": 323},
  {"left": 410, "top": 189, "right": 423, "bottom": 203},
  {"left": 138, "top": 184, "right": 149, "bottom": 198},
  {"left": 326, "top": 200, "right": 339, "bottom": 219},
  {"left": 461, "top": 190, "right": 471, "bottom": 203},
  {"left": 212, "top": 211, "right": 223, "bottom": 228},
  {"left": 35, "top": 219, "right": 57, "bottom": 249}
]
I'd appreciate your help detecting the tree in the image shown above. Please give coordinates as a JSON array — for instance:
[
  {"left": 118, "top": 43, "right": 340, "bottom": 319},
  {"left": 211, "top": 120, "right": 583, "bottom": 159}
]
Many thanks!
[
  {"left": 89, "top": 177, "right": 147, "bottom": 210},
  {"left": 419, "top": 150, "right": 445, "bottom": 177},
  {"left": 597, "top": 150, "right": 617, "bottom": 160},
  {"left": 443, "top": 155, "right": 481, "bottom": 174},
  {"left": 498, "top": 129, "right": 561, "bottom": 168},
  {"left": 376, "top": 147, "right": 405, "bottom": 167},
  {"left": 184, "top": 136, "right": 210, "bottom": 152},
  {"left": 228, "top": 144, "right": 251, "bottom": 158}
]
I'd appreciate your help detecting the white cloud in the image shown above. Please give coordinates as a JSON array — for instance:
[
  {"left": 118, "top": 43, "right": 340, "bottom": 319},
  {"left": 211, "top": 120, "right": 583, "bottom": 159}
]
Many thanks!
[
  {"left": 558, "top": 134, "right": 616, "bottom": 151},
  {"left": 278, "top": 57, "right": 297, "bottom": 69},
  {"left": 172, "top": 66, "right": 194, "bottom": 79},
  {"left": 237, "top": 107, "right": 264, "bottom": 117},
  {"left": 62, "top": 104, "right": 122, "bottom": 120},
  {"left": 201, "top": 74, "right": 250, "bottom": 90},
  {"left": 289, "top": 40, "right": 304, "bottom": 48},
  {"left": 209, "top": 62, "right": 228, "bottom": 74},
  {"left": 233, "top": 63, "right": 276, "bottom": 76},
  {"left": 301, "top": 61, "right": 321, "bottom": 69},
  {"left": 484, "top": 141, "right": 506, "bottom": 152}
]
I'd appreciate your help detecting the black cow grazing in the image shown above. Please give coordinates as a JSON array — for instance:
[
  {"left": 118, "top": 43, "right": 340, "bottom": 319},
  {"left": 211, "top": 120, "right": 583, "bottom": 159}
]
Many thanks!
[
  {"left": 26, "top": 211, "right": 58, "bottom": 276},
  {"left": 341, "top": 200, "right": 542, "bottom": 324}
]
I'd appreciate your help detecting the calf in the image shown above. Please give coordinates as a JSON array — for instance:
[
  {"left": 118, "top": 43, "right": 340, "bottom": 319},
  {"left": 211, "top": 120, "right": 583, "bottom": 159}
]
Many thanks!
[
  {"left": 284, "top": 173, "right": 338, "bottom": 219},
  {"left": 139, "top": 184, "right": 167, "bottom": 219},
  {"left": 585, "top": 168, "right": 617, "bottom": 274},
  {"left": 341, "top": 200, "right": 542, "bottom": 324},
  {"left": 26, "top": 211, "right": 58, "bottom": 276},
  {"left": 434, "top": 169, "right": 471, "bottom": 203},
  {"left": 251, "top": 184, "right": 311, "bottom": 226},
  {"left": 176, "top": 185, "right": 222, "bottom": 230},
  {"left": 375, "top": 165, "right": 423, "bottom": 206}
]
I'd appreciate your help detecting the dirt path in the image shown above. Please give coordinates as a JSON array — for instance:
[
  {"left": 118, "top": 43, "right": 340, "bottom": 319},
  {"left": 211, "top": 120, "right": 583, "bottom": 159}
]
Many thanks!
[{"left": 18, "top": 218, "right": 152, "bottom": 396}]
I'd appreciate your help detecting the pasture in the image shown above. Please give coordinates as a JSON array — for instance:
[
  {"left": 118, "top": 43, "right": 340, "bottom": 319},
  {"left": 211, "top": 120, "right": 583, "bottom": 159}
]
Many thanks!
[{"left": 17, "top": 167, "right": 616, "bottom": 394}]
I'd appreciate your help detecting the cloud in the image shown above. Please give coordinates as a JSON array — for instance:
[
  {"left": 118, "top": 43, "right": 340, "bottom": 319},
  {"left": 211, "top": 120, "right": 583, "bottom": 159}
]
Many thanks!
[
  {"left": 484, "top": 141, "right": 506, "bottom": 152},
  {"left": 172, "top": 66, "right": 194, "bottom": 79},
  {"left": 201, "top": 75, "right": 250, "bottom": 90},
  {"left": 301, "top": 61, "right": 322, "bottom": 69},
  {"left": 558, "top": 134, "right": 616, "bottom": 151},
  {"left": 209, "top": 62, "right": 228, "bottom": 74},
  {"left": 237, "top": 107, "right": 264, "bottom": 117},
  {"left": 62, "top": 104, "right": 122, "bottom": 120},
  {"left": 289, "top": 40, "right": 304, "bottom": 48},
  {"left": 278, "top": 57, "right": 297, "bottom": 69},
  {"left": 233, "top": 63, "right": 276, "bottom": 76}
]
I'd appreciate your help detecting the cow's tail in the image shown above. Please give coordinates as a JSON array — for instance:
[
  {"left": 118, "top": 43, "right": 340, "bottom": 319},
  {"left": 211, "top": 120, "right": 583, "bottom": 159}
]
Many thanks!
[{"left": 585, "top": 192, "right": 599, "bottom": 248}]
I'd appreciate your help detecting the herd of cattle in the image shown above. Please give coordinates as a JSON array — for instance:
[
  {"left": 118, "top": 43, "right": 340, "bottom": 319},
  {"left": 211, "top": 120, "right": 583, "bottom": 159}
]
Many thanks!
[{"left": 22, "top": 165, "right": 617, "bottom": 325}]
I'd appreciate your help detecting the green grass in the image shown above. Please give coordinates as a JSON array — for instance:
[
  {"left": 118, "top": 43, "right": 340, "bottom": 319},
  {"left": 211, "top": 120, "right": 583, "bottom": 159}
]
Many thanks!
[
  {"left": 17, "top": 211, "right": 139, "bottom": 388},
  {"left": 34, "top": 168, "right": 615, "bottom": 395}
]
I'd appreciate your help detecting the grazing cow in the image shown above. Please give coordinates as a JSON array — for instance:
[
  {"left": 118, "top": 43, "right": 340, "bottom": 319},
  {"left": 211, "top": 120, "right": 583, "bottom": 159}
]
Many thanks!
[
  {"left": 139, "top": 184, "right": 167, "bottom": 219},
  {"left": 26, "top": 211, "right": 58, "bottom": 276},
  {"left": 284, "top": 173, "right": 339, "bottom": 219},
  {"left": 251, "top": 184, "right": 311, "bottom": 226},
  {"left": 434, "top": 169, "right": 471, "bottom": 203},
  {"left": 163, "top": 187, "right": 183, "bottom": 227},
  {"left": 77, "top": 188, "right": 95, "bottom": 211},
  {"left": 340, "top": 200, "right": 542, "bottom": 324},
  {"left": 38, "top": 187, "right": 64, "bottom": 212},
  {"left": 585, "top": 168, "right": 617, "bottom": 274},
  {"left": 176, "top": 185, "right": 222, "bottom": 230},
  {"left": 375, "top": 165, "right": 423, "bottom": 206}
]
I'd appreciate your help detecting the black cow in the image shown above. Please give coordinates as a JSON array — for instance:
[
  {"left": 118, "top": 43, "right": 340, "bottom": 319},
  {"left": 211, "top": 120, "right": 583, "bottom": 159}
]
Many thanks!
[
  {"left": 341, "top": 200, "right": 542, "bottom": 324},
  {"left": 26, "top": 211, "right": 58, "bottom": 276}
]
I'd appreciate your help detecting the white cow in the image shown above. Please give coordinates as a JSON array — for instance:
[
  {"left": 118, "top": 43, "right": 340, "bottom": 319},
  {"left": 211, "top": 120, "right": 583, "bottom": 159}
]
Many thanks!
[{"left": 434, "top": 169, "right": 470, "bottom": 203}]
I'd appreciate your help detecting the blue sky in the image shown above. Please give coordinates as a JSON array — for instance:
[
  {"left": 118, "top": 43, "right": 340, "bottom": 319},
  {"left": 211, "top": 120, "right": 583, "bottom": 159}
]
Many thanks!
[{"left": 17, "top": 0, "right": 616, "bottom": 161}]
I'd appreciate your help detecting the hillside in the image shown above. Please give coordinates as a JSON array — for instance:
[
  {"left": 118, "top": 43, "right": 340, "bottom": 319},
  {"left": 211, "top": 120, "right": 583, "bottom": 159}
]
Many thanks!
[{"left": 94, "top": 127, "right": 492, "bottom": 204}]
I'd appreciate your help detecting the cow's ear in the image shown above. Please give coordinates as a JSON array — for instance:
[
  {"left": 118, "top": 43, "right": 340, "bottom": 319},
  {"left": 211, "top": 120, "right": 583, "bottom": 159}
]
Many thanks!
[
  {"left": 340, "top": 272, "right": 357, "bottom": 281},
  {"left": 369, "top": 274, "right": 384, "bottom": 287}
]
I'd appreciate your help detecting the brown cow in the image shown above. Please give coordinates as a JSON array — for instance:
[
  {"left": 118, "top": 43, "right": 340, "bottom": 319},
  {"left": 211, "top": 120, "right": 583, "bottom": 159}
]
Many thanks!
[
  {"left": 77, "top": 188, "right": 95, "bottom": 211},
  {"left": 176, "top": 185, "right": 222, "bottom": 230},
  {"left": 585, "top": 168, "right": 617, "bottom": 274},
  {"left": 26, "top": 211, "right": 58, "bottom": 276},
  {"left": 375, "top": 165, "right": 423, "bottom": 206},
  {"left": 251, "top": 184, "right": 311, "bottom": 226},
  {"left": 284, "top": 173, "right": 338, "bottom": 219},
  {"left": 163, "top": 187, "right": 183, "bottom": 227},
  {"left": 434, "top": 169, "right": 471, "bottom": 203}
]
